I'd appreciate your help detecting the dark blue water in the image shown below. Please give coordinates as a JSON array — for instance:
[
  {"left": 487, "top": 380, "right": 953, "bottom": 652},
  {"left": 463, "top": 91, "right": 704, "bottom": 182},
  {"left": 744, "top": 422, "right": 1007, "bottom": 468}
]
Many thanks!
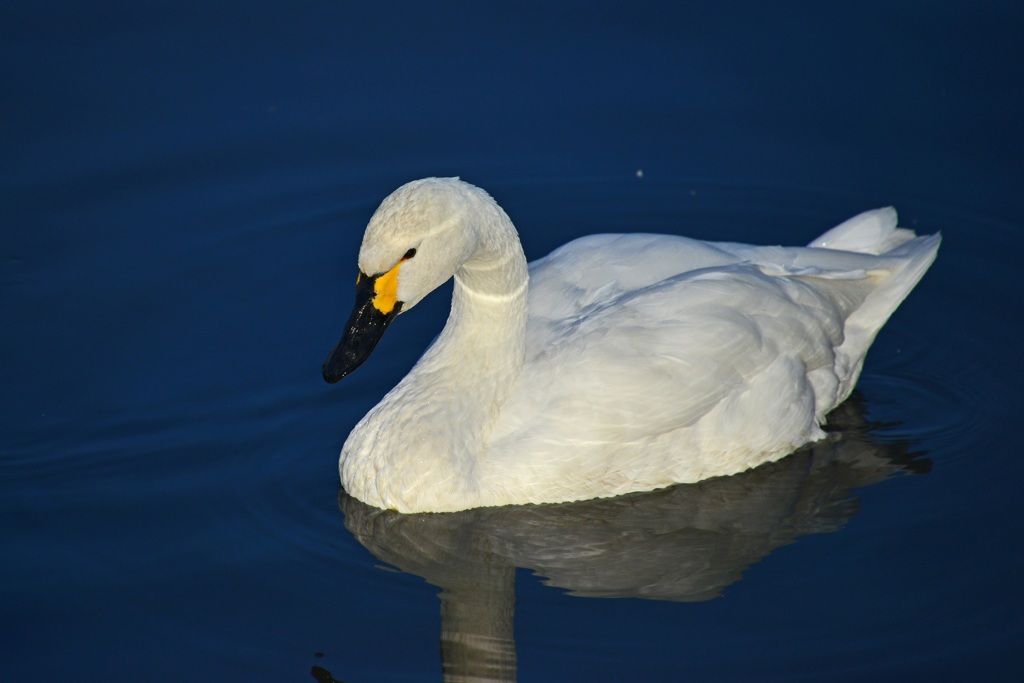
[{"left": 4, "top": 2, "right": 1023, "bottom": 681}]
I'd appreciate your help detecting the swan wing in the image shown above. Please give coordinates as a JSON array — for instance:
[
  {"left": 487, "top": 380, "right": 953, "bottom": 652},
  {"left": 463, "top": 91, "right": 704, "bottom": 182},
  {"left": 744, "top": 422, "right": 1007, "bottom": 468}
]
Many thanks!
[
  {"left": 494, "top": 263, "right": 847, "bottom": 447},
  {"left": 487, "top": 218, "right": 938, "bottom": 501}
]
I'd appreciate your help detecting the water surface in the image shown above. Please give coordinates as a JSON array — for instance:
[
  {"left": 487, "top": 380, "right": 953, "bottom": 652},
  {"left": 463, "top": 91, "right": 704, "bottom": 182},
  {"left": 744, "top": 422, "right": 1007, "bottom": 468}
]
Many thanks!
[{"left": 3, "top": 2, "right": 1023, "bottom": 681}]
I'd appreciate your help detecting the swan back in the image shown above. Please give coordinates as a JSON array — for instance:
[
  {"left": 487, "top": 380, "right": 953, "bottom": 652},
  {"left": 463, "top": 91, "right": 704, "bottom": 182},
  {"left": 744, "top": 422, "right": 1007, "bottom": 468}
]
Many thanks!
[{"left": 480, "top": 209, "right": 939, "bottom": 506}]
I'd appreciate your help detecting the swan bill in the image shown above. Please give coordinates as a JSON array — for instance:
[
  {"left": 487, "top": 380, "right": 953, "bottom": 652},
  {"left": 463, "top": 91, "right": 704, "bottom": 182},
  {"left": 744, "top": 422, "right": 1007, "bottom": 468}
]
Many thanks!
[{"left": 322, "top": 271, "right": 403, "bottom": 383}]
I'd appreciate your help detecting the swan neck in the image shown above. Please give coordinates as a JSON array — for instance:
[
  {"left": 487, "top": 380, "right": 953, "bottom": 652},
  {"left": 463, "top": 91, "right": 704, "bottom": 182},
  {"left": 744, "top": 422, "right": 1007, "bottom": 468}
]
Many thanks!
[
  {"left": 442, "top": 209, "right": 529, "bottom": 373},
  {"left": 422, "top": 205, "right": 529, "bottom": 425}
]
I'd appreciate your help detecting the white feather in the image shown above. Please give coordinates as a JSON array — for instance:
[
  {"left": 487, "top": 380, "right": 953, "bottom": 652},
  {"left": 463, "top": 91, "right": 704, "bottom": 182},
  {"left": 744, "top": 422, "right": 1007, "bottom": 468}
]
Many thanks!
[{"left": 334, "top": 178, "right": 940, "bottom": 512}]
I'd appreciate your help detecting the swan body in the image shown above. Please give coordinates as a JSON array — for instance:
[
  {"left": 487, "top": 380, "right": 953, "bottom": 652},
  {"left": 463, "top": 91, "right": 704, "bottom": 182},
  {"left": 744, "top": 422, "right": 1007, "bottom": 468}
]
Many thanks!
[{"left": 323, "top": 178, "right": 940, "bottom": 513}]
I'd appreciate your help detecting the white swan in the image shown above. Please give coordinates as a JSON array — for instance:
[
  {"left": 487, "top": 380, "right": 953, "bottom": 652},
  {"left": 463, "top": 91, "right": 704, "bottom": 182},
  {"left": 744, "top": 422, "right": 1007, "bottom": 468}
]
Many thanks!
[{"left": 323, "top": 178, "right": 940, "bottom": 513}]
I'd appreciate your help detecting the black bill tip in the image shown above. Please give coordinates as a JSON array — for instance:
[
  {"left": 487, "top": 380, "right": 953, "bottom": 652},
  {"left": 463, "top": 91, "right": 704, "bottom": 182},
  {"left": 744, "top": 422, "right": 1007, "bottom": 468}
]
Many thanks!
[{"left": 323, "top": 274, "right": 402, "bottom": 383}]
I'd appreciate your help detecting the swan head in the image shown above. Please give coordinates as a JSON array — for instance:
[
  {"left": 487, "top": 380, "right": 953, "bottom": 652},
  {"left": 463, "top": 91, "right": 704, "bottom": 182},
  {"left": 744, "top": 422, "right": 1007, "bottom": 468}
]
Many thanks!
[{"left": 323, "top": 178, "right": 487, "bottom": 383}]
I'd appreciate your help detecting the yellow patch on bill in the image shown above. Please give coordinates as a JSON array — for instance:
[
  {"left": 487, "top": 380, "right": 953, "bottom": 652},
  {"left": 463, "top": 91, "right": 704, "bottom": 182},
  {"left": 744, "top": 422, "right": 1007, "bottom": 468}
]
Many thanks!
[{"left": 373, "top": 261, "right": 402, "bottom": 314}]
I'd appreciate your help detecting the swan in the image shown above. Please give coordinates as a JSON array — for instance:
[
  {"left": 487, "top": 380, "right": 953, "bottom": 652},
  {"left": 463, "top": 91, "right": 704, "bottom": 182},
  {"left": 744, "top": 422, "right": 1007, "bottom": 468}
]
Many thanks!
[{"left": 322, "top": 178, "right": 940, "bottom": 513}]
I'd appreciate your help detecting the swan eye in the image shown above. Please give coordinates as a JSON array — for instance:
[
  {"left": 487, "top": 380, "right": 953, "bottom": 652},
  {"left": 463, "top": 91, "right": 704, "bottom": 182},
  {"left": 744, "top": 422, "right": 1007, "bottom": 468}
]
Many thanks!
[{"left": 403, "top": 248, "right": 417, "bottom": 260}]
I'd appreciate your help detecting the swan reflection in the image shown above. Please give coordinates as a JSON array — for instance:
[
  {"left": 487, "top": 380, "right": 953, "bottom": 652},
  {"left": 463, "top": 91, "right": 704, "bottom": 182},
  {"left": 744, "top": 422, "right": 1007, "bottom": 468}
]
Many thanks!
[{"left": 335, "top": 396, "right": 926, "bottom": 682}]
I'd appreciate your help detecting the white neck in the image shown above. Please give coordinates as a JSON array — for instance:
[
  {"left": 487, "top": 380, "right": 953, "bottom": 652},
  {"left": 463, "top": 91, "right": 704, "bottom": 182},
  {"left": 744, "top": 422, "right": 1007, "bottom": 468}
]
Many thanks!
[
  {"left": 340, "top": 207, "right": 529, "bottom": 512},
  {"left": 415, "top": 256, "right": 529, "bottom": 425}
]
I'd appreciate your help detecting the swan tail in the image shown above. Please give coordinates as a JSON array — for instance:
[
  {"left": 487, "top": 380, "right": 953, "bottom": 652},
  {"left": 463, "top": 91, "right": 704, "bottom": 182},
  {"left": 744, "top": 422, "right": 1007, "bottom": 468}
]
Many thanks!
[
  {"left": 808, "top": 206, "right": 918, "bottom": 255},
  {"left": 830, "top": 213, "right": 941, "bottom": 402}
]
